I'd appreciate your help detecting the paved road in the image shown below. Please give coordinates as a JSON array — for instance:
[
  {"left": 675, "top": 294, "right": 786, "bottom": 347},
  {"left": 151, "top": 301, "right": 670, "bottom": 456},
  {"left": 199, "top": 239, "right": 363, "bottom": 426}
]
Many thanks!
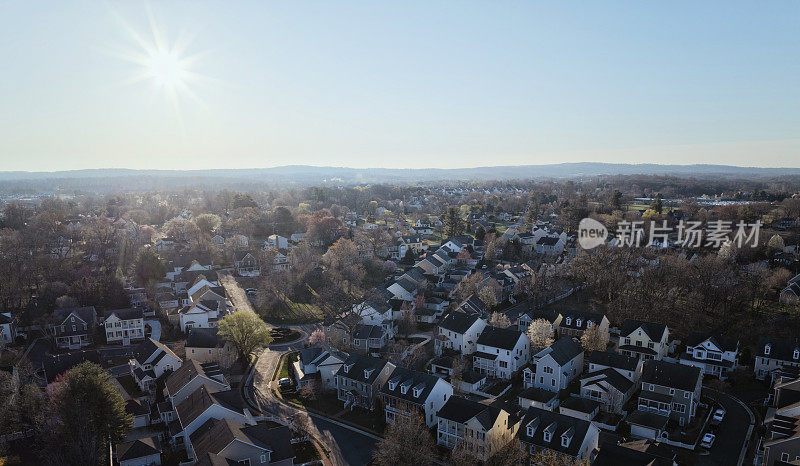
[{"left": 696, "top": 388, "right": 754, "bottom": 466}]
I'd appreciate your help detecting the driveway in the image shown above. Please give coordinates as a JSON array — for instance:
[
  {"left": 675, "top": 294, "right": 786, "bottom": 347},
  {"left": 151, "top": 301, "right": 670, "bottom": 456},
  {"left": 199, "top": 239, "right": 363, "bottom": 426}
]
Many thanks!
[
  {"left": 696, "top": 388, "right": 754, "bottom": 466},
  {"left": 145, "top": 319, "right": 161, "bottom": 341}
]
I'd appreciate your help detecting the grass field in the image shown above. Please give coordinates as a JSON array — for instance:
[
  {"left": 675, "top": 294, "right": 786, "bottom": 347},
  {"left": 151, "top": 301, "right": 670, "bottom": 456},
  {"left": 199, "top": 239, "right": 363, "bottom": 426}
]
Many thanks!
[{"left": 264, "top": 294, "right": 323, "bottom": 324}]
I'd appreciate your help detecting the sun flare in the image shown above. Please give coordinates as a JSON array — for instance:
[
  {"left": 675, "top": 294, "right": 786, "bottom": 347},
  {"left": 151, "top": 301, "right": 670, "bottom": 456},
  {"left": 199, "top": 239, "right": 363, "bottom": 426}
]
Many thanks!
[{"left": 146, "top": 50, "right": 187, "bottom": 89}]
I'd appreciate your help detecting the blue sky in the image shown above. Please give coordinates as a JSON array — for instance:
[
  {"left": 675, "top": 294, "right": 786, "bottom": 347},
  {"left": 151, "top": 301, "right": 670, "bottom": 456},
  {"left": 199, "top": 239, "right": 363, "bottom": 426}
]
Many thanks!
[{"left": 0, "top": 1, "right": 798, "bottom": 170}]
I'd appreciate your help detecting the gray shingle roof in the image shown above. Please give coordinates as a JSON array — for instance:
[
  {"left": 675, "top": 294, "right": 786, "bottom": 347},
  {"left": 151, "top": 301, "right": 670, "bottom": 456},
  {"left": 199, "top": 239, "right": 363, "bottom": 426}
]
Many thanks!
[{"left": 641, "top": 360, "right": 701, "bottom": 392}]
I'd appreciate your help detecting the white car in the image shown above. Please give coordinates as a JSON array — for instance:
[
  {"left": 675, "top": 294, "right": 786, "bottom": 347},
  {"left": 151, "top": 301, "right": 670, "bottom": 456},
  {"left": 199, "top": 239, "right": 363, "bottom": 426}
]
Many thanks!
[
  {"left": 712, "top": 408, "right": 726, "bottom": 424},
  {"left": 278, "top": 377, "right": 292, "bottom": 387},
  {"left": 700, "top": 432, "right": 716, "bottom": 449}
]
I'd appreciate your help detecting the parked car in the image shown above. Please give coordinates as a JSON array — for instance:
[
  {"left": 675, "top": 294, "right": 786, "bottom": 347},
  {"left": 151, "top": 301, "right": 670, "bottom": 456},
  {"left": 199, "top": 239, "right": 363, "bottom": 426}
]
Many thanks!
[
  {"left": 700, "top": 432, "right": 716, "bottom": 449},
  {"left": 712, "top": 407, "right": 726, "bottom": 425},
  {"left": 278, "top": 377, "right": 292, "bottom": 387}
]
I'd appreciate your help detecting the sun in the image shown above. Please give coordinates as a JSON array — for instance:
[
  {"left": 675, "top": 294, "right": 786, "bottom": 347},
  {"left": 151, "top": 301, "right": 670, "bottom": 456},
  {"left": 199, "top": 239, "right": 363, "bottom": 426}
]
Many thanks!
[
  {"left": 107, "top": 5, "right": 208, "bottom": 117},
  {"left": 146, "top": 50, "right": 188, "bottom": 90}
]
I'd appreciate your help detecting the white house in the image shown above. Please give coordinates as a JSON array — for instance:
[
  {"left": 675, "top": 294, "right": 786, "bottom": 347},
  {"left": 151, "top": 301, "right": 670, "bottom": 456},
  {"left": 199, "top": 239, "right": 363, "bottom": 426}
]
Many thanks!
[
  {"left": 265, "top": 234, "right": 289, "bottom": 250},
  {"left": 380, "top": 367, "right": 453, "bottom": 427},
  {"left": 435, "top": 312, "right": 487, "bottom": 356},
  {"left": 472, "top": 326, "right": 530, "bottom": 379},
  {"left": 518, "top": 407, "right": 600, "bottom": 462},
  {"left": 579, "top": 351, "right": 641, "bottom": 413},
  {"left": 179, "top": 300, "right": 229, "bottom": 333},
  {"left": 130, "top": 338, "right": 182, "bottom": 393},
  {"left": 527, "top": 338, "right": 583, "bottom": 392},
  {"left": 678, "top": 333, "right": 739, "bottom": 380},
  {"left": 172, "top": 385, "right": 254, "bottom": 454},
  {"left": 618, "top": 319, "right": 670, "bottom": 361},
  {"left": 103, "top": 308, "right": 145, "bottom": 345},
  {"left": 0, "top": 313, "right": 16, "bottom": 346},
  {"left": 164, "top": 359, "right": 230, "bottom": 405},
  {"left": 297, "top": 344, "right": 348, "bottom": 390}
]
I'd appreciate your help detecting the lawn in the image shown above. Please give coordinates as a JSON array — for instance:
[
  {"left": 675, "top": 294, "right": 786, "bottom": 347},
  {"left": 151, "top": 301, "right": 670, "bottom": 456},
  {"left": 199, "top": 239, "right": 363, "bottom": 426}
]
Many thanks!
[
  {"left": 277, "top": 352, "right": 298, "bottom": 382},
  {"left": 265, "top": 295, "right": 323, "bottom": 324},
  {"left": 292, "top": 441, "right": 322, "bottom": 464}
]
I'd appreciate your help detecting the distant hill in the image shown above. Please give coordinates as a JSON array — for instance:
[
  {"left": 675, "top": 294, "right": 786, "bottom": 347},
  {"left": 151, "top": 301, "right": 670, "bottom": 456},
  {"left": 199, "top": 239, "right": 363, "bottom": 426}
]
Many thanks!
[{"left": 1, "top": 163, "right": 799, "bottom": 184}]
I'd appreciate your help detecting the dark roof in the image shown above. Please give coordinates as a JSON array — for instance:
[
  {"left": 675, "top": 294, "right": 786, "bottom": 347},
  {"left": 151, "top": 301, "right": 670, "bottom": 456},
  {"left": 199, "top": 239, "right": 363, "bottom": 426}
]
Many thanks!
[
  {"left": 190, "top": 418, "right": 293, "bottom": 463},
  {"left": 51, "top": 306, "right": 97, "bottom": 326},
  {"left": 116, "top": 437, "right": 160, "bottom": 461},
  {"left": 538, "top": 338, "right": 582, "bottom": 366},
  {"left": 102, "top": 307, "right": 143, "bottom": 321},
  {"left": 352, "top": 324, "right": 386, "bottom": 340},
  {"left": 519, "top": 387, "right": 558, "bottom": 403},
  {"left": 380, "top": 366, "right": 441, "bottom": 405},
  {"left": 439, "top": 311, "right": 482, "bottom": 334},
  {"left": 176, "top": 386, "right": 245, "bottom": 428},
  {"left": 166, "top": 359, "right": 221, "bottom": 395},
  {"left": 560, "top": 311, "right": 605, "bottom": 330},
  {"left": 460, "top": 294, "right": 488, "bottom": 314},
  {"left": 517, "top": 407, "right": 594, "bottom": 458},
  {"left": 476, "top": 326, "right": 524, "bottom": 350},
  {"left": 626, "top": 410, "right": 670, "bottom": 430},
  {"left": 336, "top": 354, "right": 392, "bottom": 384},
  {"left": 125, "top": 399, "right": 150, "bottom": 416},
  {"left": 0, "top": 314, "right": 12, "bottom": 325},
  {"left": 641, "top": 360, "right": 701, "bottom": 392},
  {"left": 436, "top": 396, "right": 503, "bottom": 430},
  {"left": 621, "top": 319, "right": 668, "bottom": 341},
  {"left": 594, "top": 440, "right": 676, "bottom": 466},
  {"left": 560, "top": 397, "right": 602, "bottom": 414},
  {"left": 686, "top": 332, "right": 738, "bottom": 352},
  {"left": 186, "top": 328, "right": 221, "bottom": 349},
  {"left": 503, "top": 301, "right": 560, "bottom": 324},
  {"left": 589, "top": 350, "right": 639, "bottom": 372},
  {"left": 43, "top": 350, "right": 101, "bottom": 383},
  {"left": 757, "top": 336, "right": 800, "bottom": 363},
  {"left": 582, "top": 367, "right": 634, "bottom": 394},
  {"left": 133, "top": 338, "right": 181, "bottom": 366}
]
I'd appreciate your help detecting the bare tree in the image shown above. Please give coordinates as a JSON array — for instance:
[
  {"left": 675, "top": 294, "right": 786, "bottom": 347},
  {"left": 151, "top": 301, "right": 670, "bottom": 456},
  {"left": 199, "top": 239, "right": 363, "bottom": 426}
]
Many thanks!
[
  {"left": 527, "top": 318, "right": 554, "bottom": 351},
  {"left": 372, "top": 412, "right": 436, "bottom": 466},
  {"left": 580, "top": 323, "right": 609, "bottom": 352},
  {"left": 488, "top": 312, "right": 512, "bottom": 329}
]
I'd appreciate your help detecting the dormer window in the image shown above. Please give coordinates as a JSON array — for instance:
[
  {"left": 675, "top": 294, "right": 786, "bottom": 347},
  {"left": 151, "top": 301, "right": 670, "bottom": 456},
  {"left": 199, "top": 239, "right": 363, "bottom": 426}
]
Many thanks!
[
  {"left": 344, "top": 363, "right": 354, "bottom": 373},
  {"left": 400, "top": 380, "right": 412, "bottom": 394},
  {"left": 565, "top": 317, "right": 572, "bottom": 326},
  {"left": 561, "top": 427, "right": 574, "bottom": 447},
  {"left": 388, "top": 380, "right": 397, "bottom": 391},
  {"left": 364, "top": 368, "right": 374, "bottom": 379},
  {"left": 794, "top": 349, "right": 799, "bottom": 360},
  {"left": 543, "top": 422, "right": 556, "bottom": 443},
  {"left": 413, "top": 387, "right": 422, "bottom": 398},
  {"left": 576, "top": 319, "right": 582, "bottom": 328},
  {"left": 526, "top": 417, "right": 540, "bottom": 437},
  {"left": 765, "top": 344, "right": 771, "bottom": 356}
]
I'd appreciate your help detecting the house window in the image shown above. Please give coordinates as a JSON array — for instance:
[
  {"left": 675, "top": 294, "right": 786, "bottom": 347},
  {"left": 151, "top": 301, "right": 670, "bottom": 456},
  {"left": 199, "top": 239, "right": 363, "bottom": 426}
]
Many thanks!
[
  {"left": 669, "top": 388, "right": 675, "bottom": 395},
  {"left": 794, "top": 349, "right": 799, "bottom": 360},
  {"left": 765, "top": 344, "right": 771, "bottom": 355},
  {"left": 782, "top": 453, "right": 789, "bottom": 461},
  {"left": 543, "top": 432, "right": 552, "bottom": 442},
  {"left": 260, "top": 454, "right": 267, "bottom": 463}
]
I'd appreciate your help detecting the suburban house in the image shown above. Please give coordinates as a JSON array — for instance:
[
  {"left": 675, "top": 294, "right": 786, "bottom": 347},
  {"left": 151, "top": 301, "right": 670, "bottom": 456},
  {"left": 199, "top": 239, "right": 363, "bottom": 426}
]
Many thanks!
[
  {"left": 678, "top": 332, "right": 739, "bottom": 380},
  {"left": 436, "top": 396, "right": 516, "bottom": 459},
  {"left": 780, "top": 273, "right": 800, "bottom": 304},
  {"left": 472, "top": 326, "right": 530, "bottom": 379},
  {"left": 756, "top": 373, "right": 800, "bottom": 466},
  {"left": 559, "top": 397, "right": 602, "bottom": 421},
  {"left": 351, "top": 324, "right": 388, "bottom": 354},
  {"left": 265, "top": 234, "right": 289, "bottom": 250},
  {"left": 357, "top": 299, "right": 399, "bottom": 339},
  {"left": 297, "top": 344, "right": 348, "bottom": 390},
  {"left": 755, "top": 337, "right": 800, "bottom": 381},
  {"left": 517, "top": 406, "right": 600, "bottom": 462},
  {"left": 335, "top": 354, "right": 396, "bottom": 411},
  {"left": 558, "top": 311, "right": 609, "bottom": 340},
  {"left": 380, "top": 366, "right": 454, "bottom": 427},
  {"left": 634, "top": 360, "right": 703, "bottom": 431},
  {"left": 48, "top": 306, "right": 98, "bottom": 349},
  {"left": 0, "top": 313, "right": 16, "bottom": 346},
  {"left": 129, "top": 338, "right": 182, "bottom": 394},
  {"left": 387, "top": 277, "right": 418, "bottom": 301},
  {"left": 171, "top": 385, "right": 254, "bottom": 452},
  {"left": 233, "top": 251, "right": 260, "bottom": 277},
  {"left": 164, "top": 359, "right": 230, "bottom": 405},
  {"left": 189, "top": 418, "right": 294, "bottom": 466},
  {"left": 518, "top": 387, "right": 560, "bottom": 411},
  {"left": 115, "top": 436, "right": 162, "bottom": 466},
  {"left": 179, "top": 300, "right": 229, "bottom": 333},
  {"left": 185, "top": 328, "right": 236, "bottom": 368},
  {"left": 580, "top": 351, "right": 641, "bottom": 413},
  {"left": 527, "top": 338, "right": 583, "bottom": 392},
  {"left": 435, "top": 312, "right": 487, "bottom": 356},
  {"left": 535, "top": 236, "right": 566, "bottom": 256},
  {"left": 102, "top": 308, "right": 145, "bottom": 345},
  {"left": 619, "top": 319, "right": 671, "bottom": 361}
]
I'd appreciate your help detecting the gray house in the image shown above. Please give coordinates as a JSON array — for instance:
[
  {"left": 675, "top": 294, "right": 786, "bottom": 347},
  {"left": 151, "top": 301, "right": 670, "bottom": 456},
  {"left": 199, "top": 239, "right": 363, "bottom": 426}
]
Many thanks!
[
  {"left": 634, "top": 360, "right": 702, "bottom": 429},
  {"left": 335, "top": 354, "right": 395, "bottom": 411}
]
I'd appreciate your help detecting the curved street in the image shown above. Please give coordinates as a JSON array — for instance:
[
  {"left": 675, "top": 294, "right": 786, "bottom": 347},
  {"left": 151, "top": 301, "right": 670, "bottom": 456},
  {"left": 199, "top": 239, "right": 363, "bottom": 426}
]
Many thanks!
[{"left": 696, "top": 387, "right": 755, "bottom": 466}]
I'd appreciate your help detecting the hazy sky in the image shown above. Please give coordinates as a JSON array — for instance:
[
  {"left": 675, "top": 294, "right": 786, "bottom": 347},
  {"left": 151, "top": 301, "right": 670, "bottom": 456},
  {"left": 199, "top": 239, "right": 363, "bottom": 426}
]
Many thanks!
[{"left": 1, "top": 1, "right": 798, "bottom": 171}]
